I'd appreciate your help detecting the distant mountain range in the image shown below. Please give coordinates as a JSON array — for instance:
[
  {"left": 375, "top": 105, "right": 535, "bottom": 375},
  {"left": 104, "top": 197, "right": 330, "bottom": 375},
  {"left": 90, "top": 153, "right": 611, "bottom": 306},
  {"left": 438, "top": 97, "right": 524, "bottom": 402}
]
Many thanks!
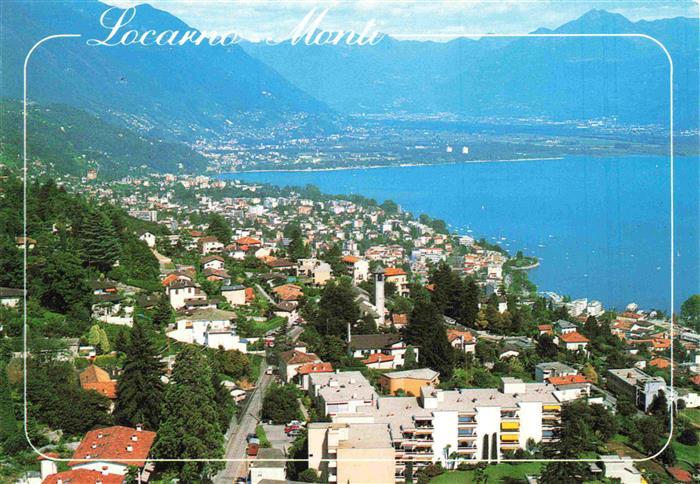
[
  {"left": 0, "top": 2, "right": 697, "bottom": 161},
  {"left": 242, "top": 10, "right": 698, "bottom": 128},
  {"left": 0, "top": 0, "right": 329, "bottom": 140}
]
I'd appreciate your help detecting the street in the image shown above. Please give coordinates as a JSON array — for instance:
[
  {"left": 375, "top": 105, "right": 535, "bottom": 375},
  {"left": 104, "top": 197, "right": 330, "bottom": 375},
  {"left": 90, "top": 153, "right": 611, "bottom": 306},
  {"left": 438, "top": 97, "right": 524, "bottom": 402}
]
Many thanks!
[{"left": 214, "top": 364, "right": 273, "bottom": 483}]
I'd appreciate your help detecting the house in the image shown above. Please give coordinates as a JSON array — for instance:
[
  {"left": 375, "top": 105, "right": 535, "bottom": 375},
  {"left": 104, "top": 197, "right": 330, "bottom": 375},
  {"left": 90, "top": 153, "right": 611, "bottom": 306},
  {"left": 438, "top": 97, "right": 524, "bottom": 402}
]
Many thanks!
[
  {"left": 203, "top": 267, "right": 231, "bottom": 284},
  {"left": 67, "top": 425, "right": 156, "bottom": 480},
  {"left": 249, "top": 448, "right": 286, "bottom": 484},
  {"left": 221, "top": 285, "right": 247, "bottom": 306},
  {"left": 273, "top": 301, "right": 299, "bottom": 321},
  {"left": 198, "top": 236, "right": 224, "bottom": 255},
  {"left": 272, "top": 284, "right": 303, "bottom": 302},
  {"left": 547, "top": 374, "right": 592, "bottom": 401},
  {"left": 342, "top": 255, "right": 369, "bottom": 284},
  {"left": 313, "top": 262, "right": 332, "bottom": 286},
  {"left": 391, "top": 313, "right": 408, "bottom": 328},
  {"left": 0, "top": 287, "right": 23, "bottom": 308},
  {"left": 384, "top": 267, "right": 409, "bottom": 296},
  {"left": 348, "top": 334, "right": 413, "bottom": 369},
  {"left": 296, "top": 362, "right": 334, "bottom": 390},
  {"left": 600, "top": 455, "right": 644, "bottom": 484},
  {"left": 537, "top": 324, "right": 553, "bottom": 336},
  {"left": 308, "top": 371, "right": 377, "bottom": 416},
  {"left": 559, "top": 332, "right": 590, "bottom": 352},
  {"left": 266, "top": 258, "right": 295, "bottom": 272},
  {"left": 362, "top": 353, "right": 395, "bottom": 370},
  {"left": 42, "top": 469, "right": 124, "bottom": 484},
  {"left": 161, "top": 270, "right": 194, "bottom": 288},
  {"left": 138, "top": 230, "right": 156, "bottom": 248},
  {"left": 279, "top": 349, "right": 322, "bottom": 383},
  {"left": 378, "top": 368, "right": 440, "bottom": 396},
  {"left": 201, "top": 255, "right": 225, "bottom": 271},
  {"left": 91, "top": 293, "right": 133, "bottom": 326},
  {"left": 168, "top": 309, "right": 247, "bottom": 352},
  {"left": 166, "top": 279, "right": 206, "bottom": 310},
  {"left": 447, "top": 329, "right": 476, "bottom": 353},
  {"left": 535, "top": 362, "right": 577, "bottom": 382},
  {"left": 16, "top": 236, "right": 36, "bottom": 250},
  {"left": 555, "top": 320, "right": 578, "bottom": 335},
  {"left": 235, "top": 236, "right": 262, "bottom": 250},
  {"left": 79, "top": 365, "right": 117, "bottom": 401}
]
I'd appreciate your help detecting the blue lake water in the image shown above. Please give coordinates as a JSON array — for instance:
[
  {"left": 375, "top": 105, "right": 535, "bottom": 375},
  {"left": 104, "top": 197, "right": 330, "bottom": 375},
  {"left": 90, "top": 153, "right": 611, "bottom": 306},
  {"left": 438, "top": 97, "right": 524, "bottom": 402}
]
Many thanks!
[{"left": 223, "top": 155, "right": 699, "bottom": 312}]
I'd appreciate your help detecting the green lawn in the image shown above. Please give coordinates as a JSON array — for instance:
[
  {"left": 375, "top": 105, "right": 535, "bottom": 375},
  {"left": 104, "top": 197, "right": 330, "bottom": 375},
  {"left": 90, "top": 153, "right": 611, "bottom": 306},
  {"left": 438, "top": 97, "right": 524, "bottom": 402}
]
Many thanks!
[
  {"left": 431, "top": 462, "right": 542, "bottom": 483},
  {"left": 680, "top": 408, "right": 700, "bottom": 428},
  {"left": 673, "top": 441, "right": 699, "bottom": 470}
]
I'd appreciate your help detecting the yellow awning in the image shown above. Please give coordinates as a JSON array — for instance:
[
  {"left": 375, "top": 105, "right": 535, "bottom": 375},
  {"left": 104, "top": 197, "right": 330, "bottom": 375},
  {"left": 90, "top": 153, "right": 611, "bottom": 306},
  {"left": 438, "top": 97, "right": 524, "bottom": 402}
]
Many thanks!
[
  {"left": 501, "top": 434, "right": 519, "bottom": 442},
  {"left": 501, "top": 421, "right": 520, "bottom": 430},
  {"left": 543, "top": 405, "right": 561, "bottom": 411}
]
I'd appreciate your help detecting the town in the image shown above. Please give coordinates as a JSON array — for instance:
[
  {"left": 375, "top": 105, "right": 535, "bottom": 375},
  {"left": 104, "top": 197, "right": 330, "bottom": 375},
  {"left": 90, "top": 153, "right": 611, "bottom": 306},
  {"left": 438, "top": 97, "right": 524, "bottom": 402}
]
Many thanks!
[{"left": 0, "top": 170, "right": 698, "bottom": 484}]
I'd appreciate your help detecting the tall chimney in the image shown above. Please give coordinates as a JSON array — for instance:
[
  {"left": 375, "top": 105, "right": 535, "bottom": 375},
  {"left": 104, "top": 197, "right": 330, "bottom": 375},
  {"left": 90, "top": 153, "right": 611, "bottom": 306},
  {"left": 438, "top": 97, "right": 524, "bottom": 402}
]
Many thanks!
[{"left": 375, "top": 270, "right": 385, "bottom": 326}]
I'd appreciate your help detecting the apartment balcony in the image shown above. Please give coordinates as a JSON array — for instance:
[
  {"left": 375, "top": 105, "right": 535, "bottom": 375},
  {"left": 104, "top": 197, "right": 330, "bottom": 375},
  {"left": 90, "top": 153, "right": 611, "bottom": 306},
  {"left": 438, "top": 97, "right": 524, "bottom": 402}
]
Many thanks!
[
  {"left": 328, "top": 460, "right": 337, "bottom": 468},
  {"left": 328, "top": 475, "right": 337, "bottom": 483},
  {"left": 500, "top": 433, "right": 520, "bottom": 444},
  {"left": 501, "top": 421, "right": 520, "bottom": 431},
  {"left": 543, "top": 404, "right": 561, "bottom": 413}
]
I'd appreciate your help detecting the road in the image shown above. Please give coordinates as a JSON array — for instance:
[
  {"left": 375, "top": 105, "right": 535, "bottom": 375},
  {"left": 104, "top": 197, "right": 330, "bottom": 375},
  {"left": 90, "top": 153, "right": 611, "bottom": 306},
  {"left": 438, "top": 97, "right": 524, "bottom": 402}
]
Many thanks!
[{"left": 215, "top": 362, "right": 273, "bottom": 483}]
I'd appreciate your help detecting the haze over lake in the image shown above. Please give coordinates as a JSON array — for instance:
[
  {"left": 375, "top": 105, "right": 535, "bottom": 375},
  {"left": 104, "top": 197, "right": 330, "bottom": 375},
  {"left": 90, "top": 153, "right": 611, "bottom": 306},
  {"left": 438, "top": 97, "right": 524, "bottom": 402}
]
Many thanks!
[{"left": 224, "top": 155, "right": 699, "bottom": 311}]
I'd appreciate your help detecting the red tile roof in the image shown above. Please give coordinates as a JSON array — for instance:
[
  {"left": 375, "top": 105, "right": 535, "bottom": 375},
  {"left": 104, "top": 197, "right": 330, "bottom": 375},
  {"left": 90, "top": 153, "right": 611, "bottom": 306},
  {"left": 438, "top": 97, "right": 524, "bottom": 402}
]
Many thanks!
[
  {"left": 447, "top": 329, "right": 475, "bottom": 343},
  {"left": 559, "top": 332, "right": 590, "bottom": 344},
  {"left": 83, "top": 381, "right": 118, "bottom": 400},
  {"left": 80, "top": 365, "right": 111, "bottom": 385},
  {"left": 649, "top": 357, "right": 672, "bottom": 369},
  {"left": 236, "top": 236, "right": 261, "bottom": 245},
  {"left": 297, "top": 362, "right": 333, "bottom": 375},
  {"left": 280, "top": 350, "right": 320, "bottom": 365},
  {"left": 69, "top": 426, "right": 156, "bottom": 468},
  {"left": 362, "top": 353, "right": 395, "bottom": 365},
  {"left": 384, "top": 267, "right": 407, "bottom": 277},
  {"left": 43, "top": 469, "right": 124, "bottom": 484},
  {"left": 392, "top": 313, "right": 408, "bottom": 326},
  {"left": 342, "top": 255, "right": 360, "bottom": 263},
  {"left": 691, "top": 374, "right": 700, "bottom": 386},
  {"left": 245, "top": 287, "right": 255, "bottom": 302},
  {"left": 537, "top": 324, "right": 553, "bottom": 334},
  {"left": 547, "top": 375, "right": 590, "bottom": 386}
]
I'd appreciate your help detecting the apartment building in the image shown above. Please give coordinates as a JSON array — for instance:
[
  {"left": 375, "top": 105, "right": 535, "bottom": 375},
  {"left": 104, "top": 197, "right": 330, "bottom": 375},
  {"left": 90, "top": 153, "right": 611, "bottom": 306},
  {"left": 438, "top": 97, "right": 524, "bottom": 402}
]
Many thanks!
[
  {"left": 307, "top": 422, "right": 395, "bottom": 484},
  {"left": 606, "top": 368, "right": 667, "bottom": 412},
  {"left": 308, "top": 374, "right": 564, "bottom": 482}
]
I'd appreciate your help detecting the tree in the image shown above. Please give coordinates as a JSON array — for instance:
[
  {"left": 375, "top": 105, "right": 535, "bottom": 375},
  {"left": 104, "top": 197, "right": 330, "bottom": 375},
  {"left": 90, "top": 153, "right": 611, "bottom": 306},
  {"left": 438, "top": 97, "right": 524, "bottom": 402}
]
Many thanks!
[
  {"left": 206, "top": 213, "right": 232, "bottom": 245},
  {"left": 79, "top": 209, "right": 120, "bottom": 273},
  {"left": 297, "top": 468, "right": 320, "bottom": 482},
  {"left": 582, "top": 362, "right": 599, "bottom": 384},
  {"left": 261, "top": 383, "right": 301, "bottom": 424},
  {"left": 312, "top": 279, "right": 360, "bottom": 338},
  {"left": 0, "top": 362, "right": 20, "bottom": 448},
  {"left": 405, "top": 298, "right": 454, "bottom": 378},
  {"left": 356, "top": 314, "right": 377, "bottom": 334},
  {"left": 152, "top": 346, "right": 223, "bottom": 480},
  {"left": 403, "top": 345, "right": 418, "bottom": 369},
  {"left": 678, "top": 428, "right": 698, "bottom": 446},
  {"left": 212, "top": 348, "right": 250, "bottom": 380},
  {"left": 151, "top": 295, "right": 174, "bottom": 328},
  {"left": 536, "top": 334, "right": 558, "bottom": 359},
  {"left": 87, "top": 324, "right": 110, "bottom": 354},
  {"left": 680, "top": 295, "right": 700, "bottom": 332},
  {"left": 33, "top": 244, "right": 91, "bottom": 317},
  {"left": 285, "top": 223, "right": 309, "bottom": 261},
  {"left": 540, "top": 401, "right": 593, "bottom": 483},
  {"left": 114, "top": 319, "right": 164, "bottom": 429}
]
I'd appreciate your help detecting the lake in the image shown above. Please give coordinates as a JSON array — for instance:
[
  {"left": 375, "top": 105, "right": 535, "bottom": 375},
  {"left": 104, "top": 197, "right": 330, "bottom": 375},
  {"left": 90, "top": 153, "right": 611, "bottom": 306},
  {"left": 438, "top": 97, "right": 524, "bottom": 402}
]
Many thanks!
[{"left": 223, "top": 155, "right": 699, "bottom": 312}]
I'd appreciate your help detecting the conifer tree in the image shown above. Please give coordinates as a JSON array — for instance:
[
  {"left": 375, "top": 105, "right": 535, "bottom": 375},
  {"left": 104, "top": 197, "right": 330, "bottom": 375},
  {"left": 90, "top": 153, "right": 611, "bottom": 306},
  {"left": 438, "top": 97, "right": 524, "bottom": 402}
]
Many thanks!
[
  {"left": 152, "top": 346, "right": 223, "bottom": 480},
  {"left": 79, "top": 209, "right": 120, "bottom": 273},
  {"left": 151, "top": 295, "right": 174, "bottom": 328},
  {"left": 405, "top": 298, "right": 454, "bottom": 377},
  {"left": 114, "top": 319, "right": 164, "bottom": 429},
  {"left": 206, "top": 213, "right": 232, "bottom": 245}
]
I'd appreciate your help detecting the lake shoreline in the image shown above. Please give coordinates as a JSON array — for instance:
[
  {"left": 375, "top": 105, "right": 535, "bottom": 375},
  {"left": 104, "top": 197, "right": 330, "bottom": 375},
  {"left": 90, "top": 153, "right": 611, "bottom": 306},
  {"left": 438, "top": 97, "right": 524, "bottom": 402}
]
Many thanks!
[{"left": 221, "top": 156, "right": 565, "bottom": 174}]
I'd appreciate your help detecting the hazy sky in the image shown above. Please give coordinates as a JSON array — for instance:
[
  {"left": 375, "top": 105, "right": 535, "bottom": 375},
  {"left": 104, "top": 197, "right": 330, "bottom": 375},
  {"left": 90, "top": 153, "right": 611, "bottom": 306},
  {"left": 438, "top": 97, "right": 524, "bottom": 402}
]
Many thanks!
[{"left": 106, "top": 0, "right": 699, "bottom": 41}]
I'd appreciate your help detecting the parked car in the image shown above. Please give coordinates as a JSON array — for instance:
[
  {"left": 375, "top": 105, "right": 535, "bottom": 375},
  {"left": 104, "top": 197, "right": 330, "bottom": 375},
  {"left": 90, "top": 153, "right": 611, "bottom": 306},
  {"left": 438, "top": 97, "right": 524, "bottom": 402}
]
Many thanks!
[{"left": 285, "top": 424, "right": 301, "bottom": 434}]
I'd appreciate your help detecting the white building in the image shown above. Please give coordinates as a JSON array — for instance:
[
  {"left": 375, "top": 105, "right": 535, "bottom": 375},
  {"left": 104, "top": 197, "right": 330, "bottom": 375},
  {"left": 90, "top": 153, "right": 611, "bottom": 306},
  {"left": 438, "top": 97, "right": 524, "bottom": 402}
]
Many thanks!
[{"left": 168, "top": 309, "right": 247, "bottom": 352}]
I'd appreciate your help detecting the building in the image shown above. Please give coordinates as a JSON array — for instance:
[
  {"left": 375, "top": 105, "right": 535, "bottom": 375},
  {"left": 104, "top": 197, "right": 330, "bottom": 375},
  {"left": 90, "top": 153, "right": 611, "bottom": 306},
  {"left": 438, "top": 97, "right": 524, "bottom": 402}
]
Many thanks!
[
  {"left": 296, "top": 362, "right": 334, "bottom": 390},
  {"left": 308, "top": 422, "right": 395, "bottom": 484},
  {"left": 343, "top": 256, "right": 370, "bottom": 285},
  {"left": 600, "top": 455, "right": 644, "bottom": 484},
  {"left": 348, "top": 334, "right": 413, "bottom": 369},
  {"left": 378, "top": 368, "right": 440, "bottom": 396},
  {"left": 309, "top": 371, "right": 378, "bottom": 416},
  {"left": 606, "top": 368, "right": 667, "bottom": 412},
  {"left": 221, "top": 285, "right": 247, "bottom": 306},
  {"left": 314, "top": 377, "right": 564, "bottom": 481},
  {"left": 248, "top": 448, "right": 286, "bottom": 484},
  {"left": 279, "top": 349, "right": 322, "bottom": 383},
  {"left": 534, "top": 362, "right": 577, "bottom": 382},
  {"left": 166, "top": 279, "right": 206, "bottom": 310},
  {"left": 0, "top": 287, "right": 23, "bottom": 308},
  {"left": 384, "top": 267, "right": 409, "bottom": 296},
  {"left": 198, "top": 236, "right": 224, "bottom": 255},
  {"left": 168, "top": 309, "right": 247, "bottom": 352},
  {"left": 558, "top": 332, "right": 590, "bottom": 352},
  {"left": 67, "top": 425, "right": 156, "bottom": 480},
  {"left": 202, "top": 255, "right": 225, "bottom": 271},
  {"left": 447, "top": 329, "right": 476, "bottom": 354},
  {"left": 79, "top": 365, "right": 117, "bottom": 402}
]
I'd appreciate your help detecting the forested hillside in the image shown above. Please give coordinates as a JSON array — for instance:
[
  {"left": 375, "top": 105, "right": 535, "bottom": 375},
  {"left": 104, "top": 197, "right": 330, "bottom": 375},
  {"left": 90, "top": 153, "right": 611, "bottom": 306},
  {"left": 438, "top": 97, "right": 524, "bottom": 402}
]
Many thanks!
[{"left": 0, "top": 100, "right": 208, "bottom": 177}]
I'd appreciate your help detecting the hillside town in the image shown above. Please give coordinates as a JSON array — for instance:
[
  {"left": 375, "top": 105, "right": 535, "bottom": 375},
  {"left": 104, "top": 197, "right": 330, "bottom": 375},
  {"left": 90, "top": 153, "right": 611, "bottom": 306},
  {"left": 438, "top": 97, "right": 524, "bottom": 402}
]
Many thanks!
[{"left": 1, "top": 171, "right": 699, "bottom": 484}]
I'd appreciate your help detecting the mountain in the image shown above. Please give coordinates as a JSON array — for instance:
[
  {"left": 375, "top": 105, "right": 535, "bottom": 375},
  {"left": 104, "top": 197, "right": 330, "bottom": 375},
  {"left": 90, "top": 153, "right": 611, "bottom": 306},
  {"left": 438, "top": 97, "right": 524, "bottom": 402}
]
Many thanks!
[
  {"left": 0, "top": 0, "right": 329, "bottom": 139},
  {"left": 0, "top": 100, "right": 208, "bottom": 177},
  {"left": 242, "top": 10, "right": 698, "bottom": 128}
]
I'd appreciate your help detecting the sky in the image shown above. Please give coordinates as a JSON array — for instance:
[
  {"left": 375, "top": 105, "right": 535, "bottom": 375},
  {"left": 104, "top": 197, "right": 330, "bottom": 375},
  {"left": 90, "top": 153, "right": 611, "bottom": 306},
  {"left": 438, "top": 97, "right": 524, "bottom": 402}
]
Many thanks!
[{"left": 106, "top": 0, "right": 699, "bottom": 41}]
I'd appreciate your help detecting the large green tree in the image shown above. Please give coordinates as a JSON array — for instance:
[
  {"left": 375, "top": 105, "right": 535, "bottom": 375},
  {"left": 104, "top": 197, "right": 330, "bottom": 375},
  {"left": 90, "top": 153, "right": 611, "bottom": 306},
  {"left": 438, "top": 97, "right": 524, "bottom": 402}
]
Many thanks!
[
  {"left": 206, "top": 213, "right": 232, "bottom": 245},
  {"left": 114, "top": 319, "right": 164, "bottom": 429},
  {"left": 312, "top": 279, "right": 360, "bottom": 338},
  {"left": 405, "top": 298, "right": 455, "bottom": 378},
  {"left": 680, "top": 294, "right": 700, "bottom": 332},
  {"left": 152, "top": 346, "right": 223, "bottom": 480},
  {"left": 78, "top": 209, "right": 121, "bottom": 273}
]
